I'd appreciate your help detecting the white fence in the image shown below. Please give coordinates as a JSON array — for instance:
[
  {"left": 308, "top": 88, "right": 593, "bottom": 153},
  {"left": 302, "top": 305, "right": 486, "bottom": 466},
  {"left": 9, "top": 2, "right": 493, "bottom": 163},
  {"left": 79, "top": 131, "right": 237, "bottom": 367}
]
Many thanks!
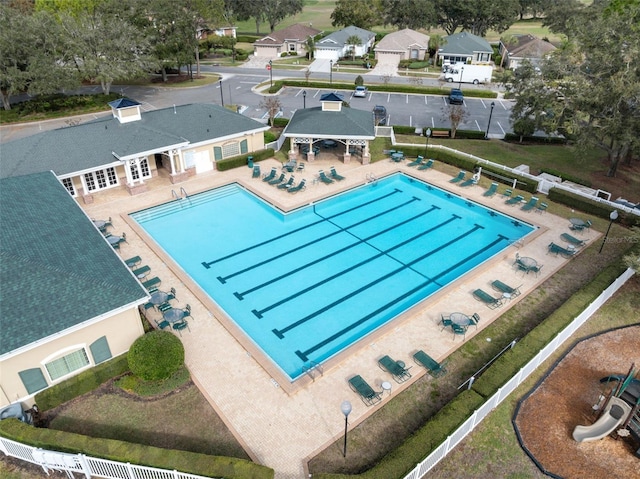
[
  {"left": 402, "top": 267, "right": 636, "bottom": 479},
  {"left": 265, "top": 134, "right": 286, "bottom": 152}
]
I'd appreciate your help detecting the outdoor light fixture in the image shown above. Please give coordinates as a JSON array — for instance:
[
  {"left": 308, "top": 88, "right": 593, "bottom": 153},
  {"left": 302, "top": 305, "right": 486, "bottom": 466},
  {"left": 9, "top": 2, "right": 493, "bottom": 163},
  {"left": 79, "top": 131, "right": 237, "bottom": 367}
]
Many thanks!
[
  {"left": 330, "top": 60, "right": 333, "bottom": 85},
  {"left": 485, "top": 101, "right": 495, "bottom": 139},
  {"left": 219, "top": 79, "right": 224, "bottom": 106},
  {"left": 341, "top": 400, "right": 352, "bottom": 457},
  {"left": 598, "top": 210, "right": 619, "bottom": 254},
  {"left": 458, "top": 66, "right": 464, "bottom": 89},
  {"left": 269, "top": 60, "right": 273, "bottom": 87},
  {"left": 303, "top": 90, "right": 307, "bottom": 109},
  {"left": 424, "top": 127, "right": 432, "bottom": 157}
]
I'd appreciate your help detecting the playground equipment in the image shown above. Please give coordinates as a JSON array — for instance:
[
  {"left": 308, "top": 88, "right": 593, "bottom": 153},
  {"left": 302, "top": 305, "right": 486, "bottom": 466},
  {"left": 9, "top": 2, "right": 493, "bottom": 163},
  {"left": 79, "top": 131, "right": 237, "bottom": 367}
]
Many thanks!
[{"left": 572, "top": 363, "right": 640, "bottom": 456}]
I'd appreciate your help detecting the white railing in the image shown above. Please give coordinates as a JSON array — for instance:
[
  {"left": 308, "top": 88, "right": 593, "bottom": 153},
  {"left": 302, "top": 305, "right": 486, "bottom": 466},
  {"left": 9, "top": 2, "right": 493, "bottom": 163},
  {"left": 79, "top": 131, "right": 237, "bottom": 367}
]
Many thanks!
[
  {"left": 403, "top": 267, "right": 636, "bottom": 479},
  {"left": 265, "top": 134, "right": 286, "bottom": 152}
]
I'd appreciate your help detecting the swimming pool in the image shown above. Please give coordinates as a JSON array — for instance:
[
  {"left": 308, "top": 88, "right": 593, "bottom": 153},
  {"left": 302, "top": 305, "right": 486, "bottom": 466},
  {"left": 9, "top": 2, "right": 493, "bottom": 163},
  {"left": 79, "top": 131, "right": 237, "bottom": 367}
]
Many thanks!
[{"left": 131, "top": 173, "right": 535, "bottom": 380}]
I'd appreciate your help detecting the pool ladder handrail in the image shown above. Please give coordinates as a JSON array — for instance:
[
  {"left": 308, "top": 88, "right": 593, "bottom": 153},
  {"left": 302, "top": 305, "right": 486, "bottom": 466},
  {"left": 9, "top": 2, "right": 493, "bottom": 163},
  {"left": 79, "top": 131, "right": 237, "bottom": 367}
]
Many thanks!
[
  {"left": 365, "top": 172, "right": 378, "bottom": 184},
  {"left": 302, "top": 361, "right": 324, "bottom": 381}
]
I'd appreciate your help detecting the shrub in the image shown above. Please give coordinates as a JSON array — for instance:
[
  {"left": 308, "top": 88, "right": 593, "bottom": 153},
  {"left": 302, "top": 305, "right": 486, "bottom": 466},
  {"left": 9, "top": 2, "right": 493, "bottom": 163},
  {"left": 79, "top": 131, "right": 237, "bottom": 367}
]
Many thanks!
[
  {"left": 355, "top": 75, "right": 364, "bottom": 86},
  {"left": 128, "top": 331, "right": 184, "bottom": 381},
  {"left": 264, "top": 131, "right": 277, "bottom": 143}
]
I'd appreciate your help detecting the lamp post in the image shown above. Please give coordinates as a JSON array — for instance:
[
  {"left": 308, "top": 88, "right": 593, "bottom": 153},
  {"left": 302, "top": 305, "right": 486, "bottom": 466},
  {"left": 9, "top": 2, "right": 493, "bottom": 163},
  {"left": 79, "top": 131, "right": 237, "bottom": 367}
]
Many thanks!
[
  {"left": 219, "top": 79, "right": 224, "bottom": 106},
  {"left": 341, "top": 400, "right": 352, "bottom": 458},
  {"left": 303, "top": 90, "right": 307, "bottom": 109},
  {"left": 269, "top": 60, "right": 273, "bottom": 87},
  {"left": 598, "top": 210, "right": 618, "bottom": 254},
  {"left": 424, "top": 127, "right": 431, "bottom": 157},
  {"left": 458, "top": 66, "right": 464, "bottom": 89},
  {"left": 330, "top": 59, "right": 333, "bottom": 85},
  {"left": 485, "top": 101, "right": 495, "bottom": 139}
]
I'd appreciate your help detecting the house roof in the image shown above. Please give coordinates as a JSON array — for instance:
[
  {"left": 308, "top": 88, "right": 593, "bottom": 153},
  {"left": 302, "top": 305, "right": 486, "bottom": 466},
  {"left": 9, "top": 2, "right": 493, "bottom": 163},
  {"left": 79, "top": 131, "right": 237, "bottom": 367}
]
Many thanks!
[
  {"left": 505, "top": 34, "right": 556, "bottom": 59},
  {"left": 375, "top": 29, "right": 430, "bottom": 52},
  {"left": 439, "top": 32, "right": 492, "bottom": 55},
  {"left": 0, "top": 103, "right": 268, "bottom": 179},
  {"left": 282, "top": 107, "right": 375, "bottom": 139},
  {"left": 254, "top": 23, "right": 321, "bottom": 46},
  {"left": 316, "top": 25, "right": 376, "bottom": 50},
  {"left": 108, "top": 98, "right": 140, "bottom": 109},
  {"left": 0, "top": 171, "right": 147, "bottom": 357}
]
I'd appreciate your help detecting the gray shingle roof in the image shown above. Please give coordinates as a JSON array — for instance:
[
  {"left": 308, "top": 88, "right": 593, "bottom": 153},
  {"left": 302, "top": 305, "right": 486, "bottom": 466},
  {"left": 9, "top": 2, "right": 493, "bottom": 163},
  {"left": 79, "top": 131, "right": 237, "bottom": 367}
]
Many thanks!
[
  {"left": 0, "top": 104, "right": 268, "bottom": 179},
  {"left": 254, "top": 23, "right": 321, "bottom": 46},
  {"left": 506, "top": 34, "right": 556, "bottom": 58},
  {"left": 375, "top": 29, "right": 430, "bottom": 52},
  {"left": 282, "top": 107, "right": 375, "bottom": 139},
  {"left": 0, "top": 171, "right": 147, "bottom": 356},
  {"left": 316, "top": 26, "right": 376, "bottom": 49},
  {"left": 440, "top": 32, "right": 492, "bottom": 55}
]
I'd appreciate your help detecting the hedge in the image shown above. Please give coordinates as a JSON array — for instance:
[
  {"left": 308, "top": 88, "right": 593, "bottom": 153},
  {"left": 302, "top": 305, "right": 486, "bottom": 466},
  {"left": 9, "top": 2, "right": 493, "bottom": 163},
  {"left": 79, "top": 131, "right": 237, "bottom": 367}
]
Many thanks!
[
  {"left": 503, "top": 133, "right": 566, "bottom": 145},
  {"left": 0, "top": 420, "right": 273, "bottom": 479},
  {"left": 548, "top": 188, "right": 640, "bottom": 227},
  {"left": 34, "top": 354, "right": 129, "bottom": 411},
  {"left": 216, "top": 148, "right": 275, "bottom": 171}
]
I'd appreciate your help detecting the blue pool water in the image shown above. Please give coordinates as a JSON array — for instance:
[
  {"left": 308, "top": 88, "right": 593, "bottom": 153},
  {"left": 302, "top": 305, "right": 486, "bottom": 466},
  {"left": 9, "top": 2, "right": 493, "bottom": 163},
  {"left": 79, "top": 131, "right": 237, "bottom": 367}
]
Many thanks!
[{"left": 131, "top": 174, "right": 535, "bottom": 380}]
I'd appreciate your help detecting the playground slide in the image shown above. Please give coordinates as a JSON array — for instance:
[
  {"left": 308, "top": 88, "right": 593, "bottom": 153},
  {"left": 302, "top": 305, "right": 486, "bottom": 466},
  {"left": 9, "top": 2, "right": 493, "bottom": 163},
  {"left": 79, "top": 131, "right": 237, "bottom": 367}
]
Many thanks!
[{"left": 572, "top": 397, "right": 632, "bottom": 443}]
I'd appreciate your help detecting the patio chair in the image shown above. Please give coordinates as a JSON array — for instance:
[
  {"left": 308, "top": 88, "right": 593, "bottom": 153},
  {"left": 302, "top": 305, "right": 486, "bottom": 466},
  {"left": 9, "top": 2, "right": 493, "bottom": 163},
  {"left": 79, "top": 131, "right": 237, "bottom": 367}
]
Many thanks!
[
  {"left": 283, "top": 160, "right": 297, "bottom": 172},
  {"left": 377, "top": 355, "right": 412, "bottom": 383},
  {"left": 252, "top": 165, "right": 261, "bottom": 178},
  {"left": 268, "top": 173, "right": 285, "bottom": 185},
  {"left": 417, "top": 159, "right": 434, "bottom": 171},
  {"left": 501, "top": 188, "right": 513, "bottom": 198},
  {"left": 406, "top": 156, "right": 424, "bottom": 167},
  {"left": 182, "top": 304, "right": 192, "bottom": 319},
  {"left": 469, "top": 313, "right": 481, "bottom": 329},
  {"left": 277, "top": 176, "right": 295, "bottom": 189},
  {"left": 535, "top": 202, "right": 548, "bottom": 214},
  {"left": 472, "top": 288, "right": 503, "bottom": 309},
  {"left": 158, "top": 302, "right": 172, "bottom": 313},
  {"left": 154, "top": 318, "right": 170, "bottom": 330},
  {"left": 412, "top": 350, "right": 447, "bottom": 377},
  {"left": 560, "top": 233, "right": 586, "bottom": 247},
  {"left": 124, "top": 255, "right": 141, "bottom": 268},
  {"left": 329, "top": 166, "right": 345, "bottom": 181},
  {"left": 439, "top": 314, "right": 452, "bottom": 331},
  {"left": 530, "top": 264, "right": 543, "bottom": 276},
  {"left": 548, "top": 242, "right": 576, "bottom": 258},
  {"left": 451, "top": 323, "right": 467, "bottom": 340},
  {"left": 520, "top": 196, "right": 539, "bottom": 212},
  {"left": 459, "top": 177, "right": 477, "bottom": 187},
  {"left": 449, "top": 171, "right": 466, "bottom": 183},
  {"left": 262, "top": 167, "right": 277, "bottom": 182},
  {"left": 318, "top": 170, "right": 334, "bottom": 184},
  {"left": 287, "top": 178, "right": 307, "bottom": 193},
  {"left": 172, "top": 318, "right": 190, "bottom": 336},
  {"left": 491, "top": 280, "right": 521, "bottom": 298},
  {"left": 348, "top": 375, "right": 383, "bottom": 406},
  {"left": 505, "top": 195, "right": 525, "bottom": 206},
  {"left": 142, "top": 301, "right": 155, "bottom": 310},
  {"left": 483, "top": 182, "right": 498, "bottom": 197}
]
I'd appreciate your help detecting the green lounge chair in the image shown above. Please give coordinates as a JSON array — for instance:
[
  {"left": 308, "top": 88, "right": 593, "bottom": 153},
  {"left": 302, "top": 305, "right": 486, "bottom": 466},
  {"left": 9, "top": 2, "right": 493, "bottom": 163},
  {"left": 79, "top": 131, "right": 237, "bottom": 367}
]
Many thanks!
[
  {"left": 406, "top": 156, "right": 424, "bottom": 167},
  {"left": 501, "top": 188, "right": 513, "bottom": 198},
  {"left": 412, "top": 350, "right": 447, "bottom": 377},
  {"left": 277, "top": 176, "right": 295, "bottom": 189},
  {"left": 142, "top": 277, "right": 161, "bottom": 290},
  {"left": 262, "top": 167, "right": 277, "bottom": 182},
  {"left": 491, "top": 280, "right": 521, "bottom": 298},
  {"left": 417, "top": 158, "right": 434, "bottom": 170},
  {"left": 330, "top": 166, "right": 345, "bottom": 181},
  {"left": 348, "top": 375, "right": 383, "bottom": 406},
  {"left": 483, "top": 182, "right": 498, "bottom": 197},
  {"left": 459, "top": 177, "right": 477, "bottom": 187},
  {"left": 520, "top": 196, "right": 539, "bottom": 212},
  {"left": 535, "top": 202, "right": 548, "bottom": 214},
  {"left": 560, "top": 233, "right": 586, "bottom": 247},
  {"left": 287, "top": 179, "right": 306, "bottom": 193},
  {"left": 378, "top": 355, "right": 412, "bottom": 383},
  {"left": 472, "top": 288, "right": 503, "bottom": 309},
  {"left": 505, "top": 194, "right": 524, "bottom": 206},
  {"left": 318, "top": 170, "right": 334, "bottom": 184},
  {"left": 252, "top": 165, "right": 261, "bottom": 178},
  {"left": 132, "top": 265, "right": 150, "bottom": 279},
  {"left": 450, "top": 171, "right": 466, "bottom": 183},
  {"left": 124, "top": 256, "right": 141, "bottom": 268},
  {"left": 548, "top": 242, "right": 576, "bottom": 258},
  {"left": 268, "top": 173, "right": 285, "bottom": 185},
  {"left": 451, "top": 323, "right": 467, "bottom": 340}
]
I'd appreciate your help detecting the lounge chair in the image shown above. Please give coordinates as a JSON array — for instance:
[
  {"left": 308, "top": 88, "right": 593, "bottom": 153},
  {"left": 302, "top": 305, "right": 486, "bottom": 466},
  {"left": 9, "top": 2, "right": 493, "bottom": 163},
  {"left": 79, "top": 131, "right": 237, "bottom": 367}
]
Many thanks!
[
  {"left": 377, "top": 355, "right": 412, "bottom": 383},
  {"left": 535, "top": 202, "right": 548, "bottom": 214},
  {"left": 348, "top": 375, "right": 383, "bottom": 406},
  {"left": 417, "top": 158, "right": 434, "bottom": 171},
  {"left": 412, "top": 350, "right": 447, "bottom": 377},
  {"left": 501, "top": 188, "right": 513, "bottom": 198},
  {"left": 505, "top": 195, "right": 524, "bottom": 206},
  {"left": 449, "top": 171, "right": 466, "bottom": 183},
  {"left": 406, "top": 156, "right": 424, "bottom": 167},
  {"left": 287, "top": 178, "right": 307, "bottom": 193},
  {"left": 520, "top": 196, "right": 539, "bottom": 212},
  {"left": 483, "top": 182, "right": 498, "bottom": 197},
  {"left": 124, "top": 256, "right": 141, "bottom": 268},
  {"left": 318, "top": 170, "right": 334, "bottom": 184},
  {"left": 252, "top": 165, "right": 261, "bottom": 178},
  {"left": 548, "top": 242, "right": 576, "bottom": 258},
  {"left": 459, "top": 177, "right": 477, "bottom": 187},
  {"left": 560, "top": 233, "right": 586, "bottom": 247},
  {"left": 132, "top": 265, "right": 150, "bottom": 279},
  {"left": 472, "top": 288, "right": 503, "bottom": 309},
  {"left": 451, "top": 323, "right": 467, "bottom": 340},
  {"left": 277, "top": 176, "right": 295, "bottom": 189},
  {"left": 330, "top": 166, "right": 345, "bottom": 181},
  {"left": 142, "top": 276, "right": 161, "bottom": 290},
  {"left": 491, "top": 280, "right": 521, "bottom": 298},
  {"left": 262, "top": 167, "right": 277, "bottom": 182},
  {"left": 268, "top": 173, "right": 285, "bottom": 185}
]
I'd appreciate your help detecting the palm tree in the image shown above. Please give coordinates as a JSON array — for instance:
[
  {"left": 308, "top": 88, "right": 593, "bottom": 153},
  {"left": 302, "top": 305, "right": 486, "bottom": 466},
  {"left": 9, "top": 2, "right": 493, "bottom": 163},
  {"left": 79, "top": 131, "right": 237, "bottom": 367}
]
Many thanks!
[{"left": 346, "top": 34, "right": 362, "bottom": 61}]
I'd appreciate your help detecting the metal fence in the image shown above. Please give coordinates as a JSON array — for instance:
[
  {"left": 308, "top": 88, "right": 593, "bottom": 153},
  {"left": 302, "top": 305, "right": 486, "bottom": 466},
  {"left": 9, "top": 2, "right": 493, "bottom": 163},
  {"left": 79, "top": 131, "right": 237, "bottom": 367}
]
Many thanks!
[{"left": 402, "top": 267, "right": 636, "bottom": 479}]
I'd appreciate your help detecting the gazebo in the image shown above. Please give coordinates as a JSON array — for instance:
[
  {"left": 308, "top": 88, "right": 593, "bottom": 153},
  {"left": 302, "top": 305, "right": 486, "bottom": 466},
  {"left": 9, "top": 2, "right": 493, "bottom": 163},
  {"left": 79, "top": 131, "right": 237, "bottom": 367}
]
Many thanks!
[{"left": 282, "top": 93, "right": 375, "bottom": 164}]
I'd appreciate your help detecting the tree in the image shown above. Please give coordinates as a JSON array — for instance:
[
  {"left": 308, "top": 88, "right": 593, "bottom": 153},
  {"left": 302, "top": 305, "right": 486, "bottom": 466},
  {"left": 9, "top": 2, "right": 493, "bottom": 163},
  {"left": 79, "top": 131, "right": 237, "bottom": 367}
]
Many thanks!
[
  {"left": 260, "top": 96, "right": 282, "bottom": 126},
  {"left": 345, "top": 34, "right": 362, "bottom": 61},
  {"left": 128, "top": 330, "right": 184, "bottom": 381},
  {"left": 226, "top": 0, "right": 302, "bottom": 33},
  {"left": 441, "top": 104, "right": 469, "bottom": 138},
  {"left": 433, "top": 0, "right": 519, "bottom": 36},
  {"left": 380, "top": 0, "right": 434, "bottom": 30},
  {"left": 622, "top": 227, "right": 640, "bottom": 271},
  {"left": 331, "top": 0, "right": 381, "bottom": 29}
]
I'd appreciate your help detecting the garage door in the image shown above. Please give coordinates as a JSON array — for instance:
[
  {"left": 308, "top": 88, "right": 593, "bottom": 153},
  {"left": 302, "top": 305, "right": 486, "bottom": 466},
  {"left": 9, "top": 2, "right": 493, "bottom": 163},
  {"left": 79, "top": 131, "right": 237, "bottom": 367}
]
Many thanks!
[{"left": 376, "top": 52, "right": 401, "bottom": 66}]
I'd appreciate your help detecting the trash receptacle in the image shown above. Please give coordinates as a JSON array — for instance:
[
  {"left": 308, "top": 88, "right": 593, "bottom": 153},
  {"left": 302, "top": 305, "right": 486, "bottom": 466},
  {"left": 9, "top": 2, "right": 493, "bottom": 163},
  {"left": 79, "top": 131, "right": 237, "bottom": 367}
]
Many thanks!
[{"left": 247, "top": 156, "right": 253, "bottom": 168}]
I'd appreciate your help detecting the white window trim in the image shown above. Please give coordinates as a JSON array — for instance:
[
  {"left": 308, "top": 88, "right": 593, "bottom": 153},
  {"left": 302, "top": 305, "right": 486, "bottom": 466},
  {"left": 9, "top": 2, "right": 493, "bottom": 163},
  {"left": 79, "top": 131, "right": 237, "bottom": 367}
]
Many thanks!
[{"left": 42, "top": 344, "right": 92, "bottom": 383}]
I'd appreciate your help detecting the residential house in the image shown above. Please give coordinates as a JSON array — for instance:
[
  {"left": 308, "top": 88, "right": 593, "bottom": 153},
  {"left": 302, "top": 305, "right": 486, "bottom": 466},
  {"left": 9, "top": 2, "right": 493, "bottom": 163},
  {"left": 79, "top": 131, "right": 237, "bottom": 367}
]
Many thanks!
[
  {"left": 253, "top": 23, "right": 321, "bottom": 58},
  {"left": 374, "top": 28, "right": 430, "bottom": 66},
  {"left": 500, "top": 34, "right": 557, "bottom": 70},
  {"left": 314, "top": 26, "right": 376, "bottom": 62},
  {"left": 436, "top": 32, "right": 493, "bottom": 67}
]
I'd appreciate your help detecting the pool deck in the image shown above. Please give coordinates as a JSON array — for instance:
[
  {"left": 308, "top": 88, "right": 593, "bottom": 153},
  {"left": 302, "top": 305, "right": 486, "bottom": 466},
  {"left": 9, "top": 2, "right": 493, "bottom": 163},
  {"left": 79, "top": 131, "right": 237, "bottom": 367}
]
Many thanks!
[{"left": 82, "top": 155, "right": 600, "bottom": 479}]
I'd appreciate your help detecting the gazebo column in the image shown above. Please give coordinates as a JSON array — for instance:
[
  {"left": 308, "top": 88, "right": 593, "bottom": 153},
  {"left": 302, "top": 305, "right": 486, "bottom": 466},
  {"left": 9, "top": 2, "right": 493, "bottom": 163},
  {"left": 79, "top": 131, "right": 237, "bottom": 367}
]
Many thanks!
[
  {"left": 170, "top": 148, "right": 189, "bottom": 183},
  {"left": 362, "top": 141, "right": 371, "bottom": 165},
  {"left": 343, "top": 140, "right": 351, "bottom": 164}
]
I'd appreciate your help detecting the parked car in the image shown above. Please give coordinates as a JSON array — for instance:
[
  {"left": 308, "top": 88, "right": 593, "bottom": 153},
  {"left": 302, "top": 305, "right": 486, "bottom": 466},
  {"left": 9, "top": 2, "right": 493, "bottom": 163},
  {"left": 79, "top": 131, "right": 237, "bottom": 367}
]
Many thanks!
[
  {"left": 448, "top": 88, "right": 464, "bottom": 105},
  {"left": 373, "top": 105, "right": 387, "bottom": 125},
  {"left": 353, "top": 86, "right": 368, "bottom": 98}
]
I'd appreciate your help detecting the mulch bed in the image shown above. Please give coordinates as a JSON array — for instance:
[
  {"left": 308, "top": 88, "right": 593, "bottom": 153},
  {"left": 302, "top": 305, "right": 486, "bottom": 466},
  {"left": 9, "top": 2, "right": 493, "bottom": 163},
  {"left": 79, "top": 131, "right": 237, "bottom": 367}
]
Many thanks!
[{"left": 514, "top": 325, "right": 640, "bottom": 478}]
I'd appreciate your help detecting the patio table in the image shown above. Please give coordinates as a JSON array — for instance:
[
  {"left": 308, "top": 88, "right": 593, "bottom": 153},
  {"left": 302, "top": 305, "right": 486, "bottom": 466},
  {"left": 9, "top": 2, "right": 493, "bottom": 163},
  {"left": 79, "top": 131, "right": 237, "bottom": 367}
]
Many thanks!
[
  {"left": 149, "top": 290, "right": 169, "bottom": 306},
  {"left": 163, "top": 308, "right": 185, "bottom": 323},
  {"left": 517, "top": 256, "right": 538, "bottom": 273},
  {"left": 450, "top": 312, "right": 471, "bottom": 326},
  {"left": 92, "top": 219, "right": 109, "bottom": 231},
  {"left": 391, "top": 152, "right": 404, "bottom": 162},
  {"left": 569, "top": 218, "right": 587, "bottom": 227},
  {"left": 106, "top": 235, "right": 123, "bottom": 245},
  {"left": 322, "top": 139, "right": 337, "bottom": 148}
]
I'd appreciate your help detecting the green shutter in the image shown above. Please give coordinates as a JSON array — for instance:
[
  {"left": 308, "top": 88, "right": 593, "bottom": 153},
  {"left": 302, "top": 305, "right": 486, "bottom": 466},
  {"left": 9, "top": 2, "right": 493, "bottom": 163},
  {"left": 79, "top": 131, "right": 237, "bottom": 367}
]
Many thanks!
[
  {"left": 18, "top": 368, "right": 48, "bottom": 394},
  {"left": 90, "top": 336, "right": 112, "bottom": 364},
  {"left": 240, "top": 139, "right": 248, "bottom": 154},
  {"left": 213, "top": 146, "right": 222, "bottom": 160}
]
